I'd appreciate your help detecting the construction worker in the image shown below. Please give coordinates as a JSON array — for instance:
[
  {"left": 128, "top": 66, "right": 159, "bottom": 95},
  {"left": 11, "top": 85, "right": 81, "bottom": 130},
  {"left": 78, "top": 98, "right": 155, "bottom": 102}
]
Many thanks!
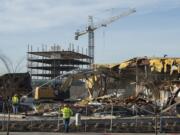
[
  {"left": 60, "top": 104, "right": 73, "bottom": 133},
  {"left": 12, "top": 94, "right": 19, "bottom": 114}
]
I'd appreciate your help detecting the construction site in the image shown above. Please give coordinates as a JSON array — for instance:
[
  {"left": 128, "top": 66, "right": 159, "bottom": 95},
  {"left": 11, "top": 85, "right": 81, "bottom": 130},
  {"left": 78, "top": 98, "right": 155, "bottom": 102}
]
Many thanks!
[{"left": 0, "top": 5, "right": 180, "bottom": 135}]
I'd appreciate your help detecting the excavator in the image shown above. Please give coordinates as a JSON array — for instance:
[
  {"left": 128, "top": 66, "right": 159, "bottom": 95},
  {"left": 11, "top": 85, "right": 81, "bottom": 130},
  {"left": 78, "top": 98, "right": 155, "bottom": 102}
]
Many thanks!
[{"left": 34, "top": 67, "right": 119, "bottom": 101}]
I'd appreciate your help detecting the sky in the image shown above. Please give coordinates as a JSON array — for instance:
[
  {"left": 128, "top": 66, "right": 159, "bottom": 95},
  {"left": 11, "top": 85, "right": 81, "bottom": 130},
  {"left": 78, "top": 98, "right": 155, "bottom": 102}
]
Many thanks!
[{"left": 0, "top": 0, "right": 180, "bottom": 74}]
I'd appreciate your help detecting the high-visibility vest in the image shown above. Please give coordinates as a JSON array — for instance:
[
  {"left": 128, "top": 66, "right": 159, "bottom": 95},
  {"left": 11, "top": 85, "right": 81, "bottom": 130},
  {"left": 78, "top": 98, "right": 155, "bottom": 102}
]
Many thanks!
[
  {"left": 12, "top": 96, "right": 19, "bottom": 105},
  {"left": 60, "top": 107, "right": 73, "bottom": 119}
]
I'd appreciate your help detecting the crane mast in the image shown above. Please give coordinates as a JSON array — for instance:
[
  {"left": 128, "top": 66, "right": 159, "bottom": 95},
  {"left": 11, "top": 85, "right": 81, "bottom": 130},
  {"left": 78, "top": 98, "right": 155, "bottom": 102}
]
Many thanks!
[
  {"left": 75, "top": 8, "right": 136, "bottom": 65},
  {"left": 88, "top": 16, "right": 95, "bottom": 64}
]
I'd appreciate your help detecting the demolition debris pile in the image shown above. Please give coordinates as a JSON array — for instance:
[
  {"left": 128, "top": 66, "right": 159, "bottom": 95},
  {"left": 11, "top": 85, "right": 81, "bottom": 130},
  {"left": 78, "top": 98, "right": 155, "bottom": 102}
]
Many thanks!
[{"left": 78, "top": 57, "right": 180, "bottom": 109}]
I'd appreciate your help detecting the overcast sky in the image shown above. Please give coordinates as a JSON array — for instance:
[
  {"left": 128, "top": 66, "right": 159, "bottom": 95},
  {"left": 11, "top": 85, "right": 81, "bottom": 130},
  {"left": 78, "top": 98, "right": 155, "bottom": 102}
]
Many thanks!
[{"left": 0, "top": 0, "right": 180, "bottom": 74}]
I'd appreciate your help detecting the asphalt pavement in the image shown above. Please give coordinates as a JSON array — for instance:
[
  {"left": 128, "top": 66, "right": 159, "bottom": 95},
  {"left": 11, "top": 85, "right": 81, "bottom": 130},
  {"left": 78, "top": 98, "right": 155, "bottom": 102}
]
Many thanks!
[{"left": 0, "top": 132, "right": 179, "bottom": 135}]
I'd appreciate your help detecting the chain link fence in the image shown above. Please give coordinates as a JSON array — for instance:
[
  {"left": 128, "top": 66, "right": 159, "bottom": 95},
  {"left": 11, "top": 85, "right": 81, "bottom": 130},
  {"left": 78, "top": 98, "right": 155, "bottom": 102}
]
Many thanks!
[{"left": 0, "top": 104, "right": 180, "bottom": 133}]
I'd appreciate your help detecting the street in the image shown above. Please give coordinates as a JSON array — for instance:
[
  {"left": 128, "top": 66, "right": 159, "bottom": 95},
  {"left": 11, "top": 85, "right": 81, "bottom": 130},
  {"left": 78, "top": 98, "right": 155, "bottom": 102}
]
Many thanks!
[{"left": 1, "top": 132, "right": 180, "bottom": 135}]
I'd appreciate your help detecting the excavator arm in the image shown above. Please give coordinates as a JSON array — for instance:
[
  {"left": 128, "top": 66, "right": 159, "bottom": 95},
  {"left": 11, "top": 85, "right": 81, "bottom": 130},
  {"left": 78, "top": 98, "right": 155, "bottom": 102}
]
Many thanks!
[{"left": 59, "top": 70, "right": 102, "bottom": 99}]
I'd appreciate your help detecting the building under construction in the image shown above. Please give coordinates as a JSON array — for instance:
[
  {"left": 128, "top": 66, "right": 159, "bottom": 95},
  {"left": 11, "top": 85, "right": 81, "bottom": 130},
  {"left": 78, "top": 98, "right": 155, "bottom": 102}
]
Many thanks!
[{"left": 27, "top": 45, "right": 92, "bottom": 80}]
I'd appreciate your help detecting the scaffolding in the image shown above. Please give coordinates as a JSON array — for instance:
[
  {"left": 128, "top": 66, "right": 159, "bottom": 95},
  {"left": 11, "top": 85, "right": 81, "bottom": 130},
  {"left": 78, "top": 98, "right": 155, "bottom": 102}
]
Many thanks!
[{"left": 27, "top": 44, "right": 92, "bottom": 80}]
